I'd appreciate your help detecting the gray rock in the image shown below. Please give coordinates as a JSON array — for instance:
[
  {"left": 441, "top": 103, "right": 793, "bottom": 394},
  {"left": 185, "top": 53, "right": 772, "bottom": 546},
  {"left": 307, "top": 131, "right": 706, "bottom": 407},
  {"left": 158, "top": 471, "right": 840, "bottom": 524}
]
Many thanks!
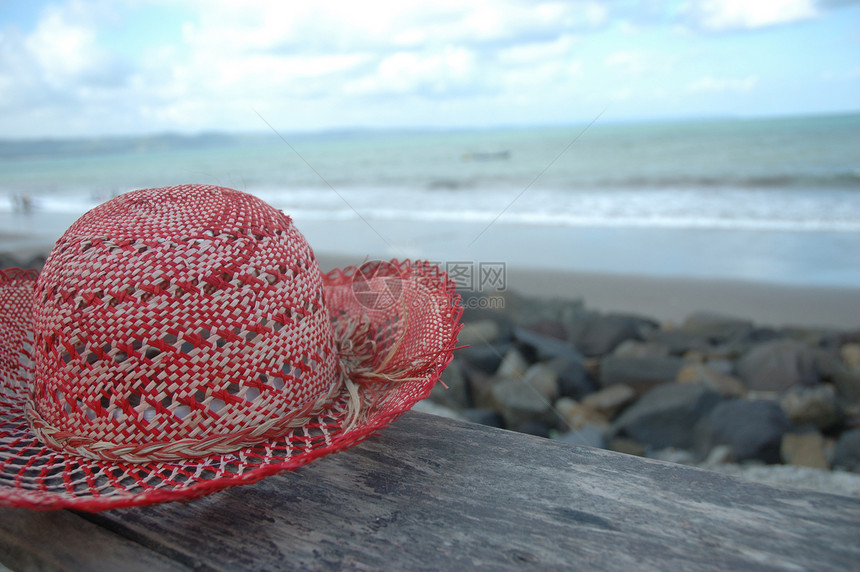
[
  {"left": 497, "top": 348, "right": 529, "bottom": 379},
  {"left": 460, "top": 408, "right": 505, "bottom": 428},
  {"left": 490, "top": 377, "right": 554, "bottom": 427},
  {"left": 645, "top": 330, "right": 711, "bottom": 355},
  {"left": 576, "top": 313, "right": 657, "bottom": 356},
  {"left": 497, "top": 290, "right": 583, "bottom": 326},
  {"left": 782, "top": 327, "right": 845, "bottom": 350},
  {"left": 522, "top": 363, "right": 559, "bottom": 401},
  {"left": 581, "top": 384, "right": 637, "bottom": 420},
  {"left": 514, "top": 420, "right": 551, "bottom": 438},
  {"left": 457, "top": 342, "right": 514, "bottom": 374},
  {"left": 457, "top": 319, "right": 503, "bottom": 346},
  {"left": 833, "top": 366, "right": 860, "bottom": 404},
  {"left": 695, "top": 399, "right": 793, "bottom": 464},
  {"left": 832, "top": 429, "right": 860, "bottom": 473},
  {"left": 513, "top": 327, "right": 581, "bottom": 362},
  {"left": 519, "top": 319, "right": 567, "bottom": 341},
  {"left": 676, "top": 363, "right": 747, "bottom": 398},
  {"left": 545, "top": 354, "right": 593, "bottom": 400},
  {"left": 612, "top": 383, "right": 724, "bottom": 450},
  {"left": 598, "top": 355, "right": 686, "bottom": 395},
  {"left": 556, "top": 425, "right": 606, "bottom": 449},
  {"left": 612, "top": 340, "right": 670, "bottom": 359},
  {"left": 559, "top": 307, "right": 600, "bottom": 348},
  {"left": 737, "top": 340, "right": 819, "bottom": 392},
  {"left": 682, "top": 312, "right": 754, "bottom": 344},
  {"left": 412, "top": 400, "right": 464, "bottom": 420},
  {"left": 779, "top": 384, "right": 840, "bottom": 430},
  {"left": 430, "top": 359, "right": 471, "bottom": 410}
]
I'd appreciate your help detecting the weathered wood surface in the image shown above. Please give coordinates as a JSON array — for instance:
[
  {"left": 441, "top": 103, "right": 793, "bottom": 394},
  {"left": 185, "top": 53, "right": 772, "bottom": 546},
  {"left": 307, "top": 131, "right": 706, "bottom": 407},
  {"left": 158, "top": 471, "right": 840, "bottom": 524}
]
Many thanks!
[{"left": 1, "top": 411, "right": 859, "bottom": 571}]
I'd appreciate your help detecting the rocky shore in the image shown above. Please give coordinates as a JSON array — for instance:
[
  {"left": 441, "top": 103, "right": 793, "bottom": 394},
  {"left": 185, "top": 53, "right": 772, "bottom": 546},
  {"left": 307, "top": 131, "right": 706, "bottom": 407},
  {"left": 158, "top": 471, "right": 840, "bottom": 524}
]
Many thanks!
[{"left": 423, "top": 289, "right": 860, "bottom": 495}]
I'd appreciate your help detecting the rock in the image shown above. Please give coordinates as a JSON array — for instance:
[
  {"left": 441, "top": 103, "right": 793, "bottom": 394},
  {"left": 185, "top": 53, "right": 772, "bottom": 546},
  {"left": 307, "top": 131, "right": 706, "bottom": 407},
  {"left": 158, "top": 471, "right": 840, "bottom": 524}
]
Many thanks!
[
  {"left": 782, "top": 327, "right": 844, "bottom": 350},
  {"left": 545, "top": 355, "right": 593, "bottom": 400},
  {"left": 490, "top": 377, "right": 553, "bottom": 427},
  {"left": 833, "top": 366, "right": 860, "bottom": 404},
  {"left": 522, "top": 363, "right": 559, "bottom": 401},
  {"left": 701, "top": 444, "right": 734, "bottom": 467},
  {"left": 695, "top": 399, "right": 793, "bottom": 464},
  {"left": 581, "top": 384, "right": 637, "bottom": 420},
  {"left": 598, "top": 356, "right": 685, "bottom": 395},
  {"left": 612, "top": 340, "right": 670, "bottom": 359},
  {"left": 676, "top": 363, "right": 747, "bottom": 398},
  {"left": 576, "top": 313, "right": 657, "bottom": 356},
  {"left": 842, "top": 343, "right": 860, "bottom": 369},
  {"left": 779, "top": 384, "right": 840, "bottom": 430},
  {"left": 497, "top": 290, "right": 582, "bottom": 327},
  {"left": 457, "top": 319, "right": 503, "bottom": 346},
  {"left": 554, "top": 397, "right": 610, "bottom": 432},
  {"left": 460, "top": 408, "right": 505, "bottom": 428},
  {"left": 682, "top": 312, "right": 754, "bottom": 344},
  {"left": 430, "top": 360, "right": 471, "bottom": 410},
  {"left": 736, "top": 340, "right": 819, "bottom": 392},
  {"left": 612, "top": 383, "right": 724, "bottom": 450},
  {"left": 497, "top": 348, "right": 529, "bottom": 379},
  {"left": 558, "top": 305, "right": 598, "bottom": 342},
  {"left": 458, "top": 293, "right": 512, "bottom": 326},
  {"left": 811, "top": 349, "right": 843, "bottom": 380},
  {"left": 608, "top": 437, "right": 646, "bottom": 457},
  {"left": 512, "top": 327, "right": 581, "bottom": 362},
  {"left": 457, "top": 342, "right": 514, "bottom": 375},
  {"left": 781, "top": 432, "right": 829, "bottom": 469},
  {"left": 514, "top": 420, "right": 551, "bottom": 438},
  {"left": 412, "top": 400, "right": 464, "bottom": 420},
  {"left": 832, "top": 429, "right": 860, "bottom": 473},
  {"left": 557, "top": 425, "right": 606, "bottom": 449},
  {"left": 520, "top": 318, "right": 567, "bottom": 340},
  {"left": 646, "top": 330, "right": 711, "bottom": 355}
]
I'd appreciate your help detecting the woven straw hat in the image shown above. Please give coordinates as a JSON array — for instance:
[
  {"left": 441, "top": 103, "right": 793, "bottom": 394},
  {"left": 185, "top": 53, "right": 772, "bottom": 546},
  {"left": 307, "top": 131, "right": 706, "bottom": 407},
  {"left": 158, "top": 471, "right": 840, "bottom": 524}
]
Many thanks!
[{"left": 0, "top": 184, "right": 461, "bottom": 511}]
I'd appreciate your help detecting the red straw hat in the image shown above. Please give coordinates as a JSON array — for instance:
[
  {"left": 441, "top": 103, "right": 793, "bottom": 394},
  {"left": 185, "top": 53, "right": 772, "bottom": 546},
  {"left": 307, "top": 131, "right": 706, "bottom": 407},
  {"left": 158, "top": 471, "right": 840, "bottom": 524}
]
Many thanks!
[{"left": 0, "top": 184, "right": 461, "bottom": 511}]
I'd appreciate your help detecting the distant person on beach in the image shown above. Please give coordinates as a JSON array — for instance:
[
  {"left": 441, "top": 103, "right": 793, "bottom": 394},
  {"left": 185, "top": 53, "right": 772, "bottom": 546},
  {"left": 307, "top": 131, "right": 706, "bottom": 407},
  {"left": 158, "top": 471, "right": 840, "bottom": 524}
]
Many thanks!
[{"left": 12, "top": 194, "right": 34, "bottom": 214}]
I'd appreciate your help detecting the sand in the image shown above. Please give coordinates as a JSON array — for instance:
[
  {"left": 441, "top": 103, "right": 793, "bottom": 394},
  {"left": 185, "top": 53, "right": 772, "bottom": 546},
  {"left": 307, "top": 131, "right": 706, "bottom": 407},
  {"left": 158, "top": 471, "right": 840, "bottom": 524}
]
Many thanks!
[{"left": 315, "top": 252, "right": 860, "bottom": 330}]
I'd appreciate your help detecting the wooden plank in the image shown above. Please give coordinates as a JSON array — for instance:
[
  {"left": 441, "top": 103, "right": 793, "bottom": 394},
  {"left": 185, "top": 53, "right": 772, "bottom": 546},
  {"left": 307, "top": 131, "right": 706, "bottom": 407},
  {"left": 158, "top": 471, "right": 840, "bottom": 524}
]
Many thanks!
[
  {"left": 64, "top": 411, "right": 860, "bottom": 572},
  {"left": 0, "top": 507, "right": 190, "bottom": 572}
]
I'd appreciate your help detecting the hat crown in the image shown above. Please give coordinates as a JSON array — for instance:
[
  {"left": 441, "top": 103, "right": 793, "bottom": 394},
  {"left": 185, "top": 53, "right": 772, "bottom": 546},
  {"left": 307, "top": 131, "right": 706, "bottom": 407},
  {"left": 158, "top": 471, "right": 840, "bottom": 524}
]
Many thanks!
[{"left": 28, "top": 185, "right": 340, "bottom": 461}]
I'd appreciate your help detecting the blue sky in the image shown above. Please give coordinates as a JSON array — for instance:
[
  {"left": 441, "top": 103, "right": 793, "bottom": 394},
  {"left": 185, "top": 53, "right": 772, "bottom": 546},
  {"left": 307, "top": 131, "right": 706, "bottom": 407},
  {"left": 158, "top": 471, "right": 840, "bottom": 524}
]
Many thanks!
[{"left": 0, "top": 0, "right": 858, "bottom": 138}]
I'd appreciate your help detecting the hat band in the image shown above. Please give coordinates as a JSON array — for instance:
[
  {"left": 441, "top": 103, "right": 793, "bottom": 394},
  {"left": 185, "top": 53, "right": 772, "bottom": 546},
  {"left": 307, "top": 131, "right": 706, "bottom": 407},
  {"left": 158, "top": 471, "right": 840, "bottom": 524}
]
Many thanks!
[{"left": 24, "top": 379, "right": 345, "bottom": 463}]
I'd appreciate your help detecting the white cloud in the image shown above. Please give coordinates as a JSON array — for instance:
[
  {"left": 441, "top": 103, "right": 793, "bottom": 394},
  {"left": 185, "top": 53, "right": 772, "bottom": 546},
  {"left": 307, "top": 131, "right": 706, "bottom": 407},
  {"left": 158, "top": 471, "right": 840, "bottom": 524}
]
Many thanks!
[
  {"left": 604, "top": 51, "right": 651, "bottom": 75},
  {"left": 0, "top": 0, "right": 855, "bottom": 137},
  {"left": 345, "top": 47, "right": 478, "bottom": 97},
  {"left": 682, "top": 0, "right": 819, "bottom": 30},
  {"left": 686, "top": 75, "right": 759, "bottom": 92}
]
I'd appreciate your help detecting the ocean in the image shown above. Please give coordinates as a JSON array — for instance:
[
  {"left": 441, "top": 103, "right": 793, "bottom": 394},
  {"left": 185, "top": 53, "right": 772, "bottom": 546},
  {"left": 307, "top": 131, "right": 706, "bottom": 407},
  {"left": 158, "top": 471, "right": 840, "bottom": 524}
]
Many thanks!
[{"left": 1, "top": 113, "right": 859, "bottom": 288}]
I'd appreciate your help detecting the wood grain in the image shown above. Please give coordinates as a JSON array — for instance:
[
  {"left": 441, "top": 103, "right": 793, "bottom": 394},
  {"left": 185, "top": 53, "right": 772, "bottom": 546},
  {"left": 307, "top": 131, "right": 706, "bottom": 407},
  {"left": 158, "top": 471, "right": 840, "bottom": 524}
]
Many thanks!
[
  {"left": 0, "top": 507, "right": 189, "bottom": 571},
  {"left": 2, "top": 411, "right": 859, "bottom": 571}
]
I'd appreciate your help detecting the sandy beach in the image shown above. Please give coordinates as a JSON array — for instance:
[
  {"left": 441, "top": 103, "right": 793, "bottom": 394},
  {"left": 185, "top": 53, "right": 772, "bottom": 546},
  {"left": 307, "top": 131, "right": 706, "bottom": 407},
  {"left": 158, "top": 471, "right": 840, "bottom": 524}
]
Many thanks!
[{"left": 314, "top": 252, "right": 860, "bottom": 330}]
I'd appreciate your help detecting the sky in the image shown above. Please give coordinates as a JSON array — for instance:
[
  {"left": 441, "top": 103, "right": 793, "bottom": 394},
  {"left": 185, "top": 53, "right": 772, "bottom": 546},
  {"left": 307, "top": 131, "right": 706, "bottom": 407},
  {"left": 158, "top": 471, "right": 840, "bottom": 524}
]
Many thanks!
[{"left": 0, "top": 0, "right": 858, "bottom": 139}]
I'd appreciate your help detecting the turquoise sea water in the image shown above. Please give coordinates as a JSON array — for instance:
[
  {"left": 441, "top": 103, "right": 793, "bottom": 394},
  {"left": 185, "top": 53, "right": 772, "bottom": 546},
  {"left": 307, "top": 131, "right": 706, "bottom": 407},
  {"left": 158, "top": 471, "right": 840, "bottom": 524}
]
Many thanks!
[{"left": 1, "top": 113, "right": 859, "bottom": 287}]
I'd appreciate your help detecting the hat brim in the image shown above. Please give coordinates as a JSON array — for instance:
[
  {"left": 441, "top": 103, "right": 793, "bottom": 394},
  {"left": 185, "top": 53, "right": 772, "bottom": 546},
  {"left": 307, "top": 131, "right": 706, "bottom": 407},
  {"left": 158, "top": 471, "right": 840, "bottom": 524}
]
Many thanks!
[{"left": 0, "top": 260, "right": 461, "bottom": 511}]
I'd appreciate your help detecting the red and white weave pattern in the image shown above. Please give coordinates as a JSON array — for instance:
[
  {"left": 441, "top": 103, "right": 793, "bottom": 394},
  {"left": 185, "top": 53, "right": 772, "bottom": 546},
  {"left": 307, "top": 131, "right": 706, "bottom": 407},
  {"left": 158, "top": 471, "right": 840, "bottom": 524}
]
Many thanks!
[{"left": 0, "top": 185, "right": 461, "bottom": 511}]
